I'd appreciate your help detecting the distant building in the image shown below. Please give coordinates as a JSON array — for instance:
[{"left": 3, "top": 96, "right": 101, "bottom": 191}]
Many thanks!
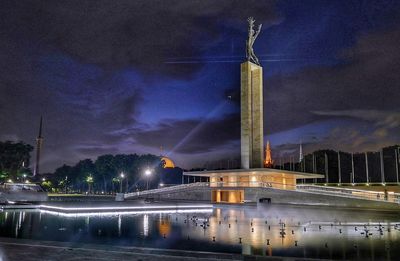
[
  {"left": 33, "top": 116, "right": 43, "bottom": 176},
  {"left": 161, "top": 157, "right": 175, "bottom": 169},
  {"left": 264, "top": 140, "right": 273, "bottom": 168}
]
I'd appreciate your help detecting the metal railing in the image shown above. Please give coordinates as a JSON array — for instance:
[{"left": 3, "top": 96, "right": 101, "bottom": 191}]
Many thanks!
[
  {"left": 297, "top": 184, "right": 400, "bottom": 204},
  {"left": 124, "top": 182, "right": 209, "bottom": 199},
  {"left": 209, "top": 181, "right": 297, "bottom": 190}
]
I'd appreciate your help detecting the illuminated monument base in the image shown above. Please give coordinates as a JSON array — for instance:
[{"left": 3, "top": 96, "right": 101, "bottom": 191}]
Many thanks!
[{"left": 183, "top": 168, "right": 322, "bottom": 204}]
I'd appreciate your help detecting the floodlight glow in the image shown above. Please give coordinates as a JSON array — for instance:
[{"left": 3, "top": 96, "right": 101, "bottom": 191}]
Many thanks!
[
  {"left": 120, "top": 173, "right": 125, "bottom": 178},
  {"left": 23, "top": 174, "right": 27, "bottom": 178},
  {"left": 145, "top": 169, "right": 151, "bottom": 176},
  {"left": 7, "top": 179, "right": 12, "bottom": 183}
]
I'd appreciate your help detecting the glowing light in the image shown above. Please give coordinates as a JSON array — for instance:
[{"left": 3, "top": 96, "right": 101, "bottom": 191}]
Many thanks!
[
  {"left": 42, "top": 178, "right": 46, "bottom": 181},
  {"left": 143, "top": 214, "right": 149, "bottom": 236},
  {"left": 145, "top": 169, "right": 151, "bottom": 176},
  {"left": 40, "top": 208, "right": 213, "bottom": 217},
  {"left": 7, "top": 179, "right": 12, "bottom": 183},
  {"left": 23, "top": 174, "right": 27, "bottom": 178},
  {"left": 159, "top": 183, "right": 164, "bottom": 187},
  {"left": 39, "top": 204, "right": 213, "bottom": 212},
  {"left": 86, "top": 175, "right": 93, "bottom": 183},
  {"left": 161, "top": 157, "right": 175, "bottom": 168},
  {"left": 120, "top": 173, "right": 125, "bottom": 178}
]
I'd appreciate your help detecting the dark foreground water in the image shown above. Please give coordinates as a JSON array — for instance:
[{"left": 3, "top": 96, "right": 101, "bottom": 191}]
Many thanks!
[{"left": 0, "top": 204, "right": 399, "bottom": 260}]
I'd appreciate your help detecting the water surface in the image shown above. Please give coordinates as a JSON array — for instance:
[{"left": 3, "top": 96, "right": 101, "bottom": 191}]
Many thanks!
[{"left": 0, "top": 204, "right": 399, "bottom": 260}]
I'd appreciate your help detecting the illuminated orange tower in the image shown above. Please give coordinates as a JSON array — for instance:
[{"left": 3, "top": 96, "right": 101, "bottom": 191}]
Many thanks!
[{"left": 264, "top": 140, "right": 273, "bottom": 168}]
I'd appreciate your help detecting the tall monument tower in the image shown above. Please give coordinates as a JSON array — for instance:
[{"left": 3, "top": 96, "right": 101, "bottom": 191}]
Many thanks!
[
  {"left": 34, "top": 116, "right": 44, "bottom": 176},
  {"left": 241, "top": 17, "right": 264, "bottom": 169},
  {"left": 299, "top": 142, "right": 303, "bottom": 162}
]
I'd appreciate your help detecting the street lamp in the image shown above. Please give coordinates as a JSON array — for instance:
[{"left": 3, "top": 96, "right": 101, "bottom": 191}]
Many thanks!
[
  {"left": 86, "top": 174, "right": 94, "bottom": 194},
  {"left": 119, "top": 172, "right": 125, "bottom": 193},
  {"left": 144, "top": 169, "right": 152, "bottom": 190},
  {"left": 23, "top": 174, "right": 27, "bottom": 182},
  {"left": 65, "top": 176, "right": 68, "bottom": 194}
]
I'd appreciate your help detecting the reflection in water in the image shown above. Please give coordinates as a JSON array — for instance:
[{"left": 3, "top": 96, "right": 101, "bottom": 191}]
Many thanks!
[
  {"left": 158, "top": 217, "right": 171, "bottom": 237},
  {"left": 0, "top": 205, "right": 399, "bottom": 259},
  {"left": 118, "top": 215, "right": 121, "bottom": 237},
  {"left": 143, "top": 214, "right": 148, "bottom": 237}
]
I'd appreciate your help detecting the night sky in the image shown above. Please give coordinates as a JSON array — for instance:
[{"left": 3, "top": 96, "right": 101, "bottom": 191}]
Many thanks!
[{"left": 1, "top": 0, "right": 400, "bottom": 172}]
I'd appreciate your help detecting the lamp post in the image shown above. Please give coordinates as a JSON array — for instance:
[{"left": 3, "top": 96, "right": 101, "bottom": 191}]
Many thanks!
[
  {"left": 119, "top": 172, "right": 125, "bottom": 193},
  {"left": 23, "top": 174, "right": 27, "bottom": 183},
  {"left": 144, "top": 169, "right": 152, "bottom": 190},
  {"left": 64, "top": 176, "right": 68, "bottom": 194},
  {"left": 86, "top": 174, "right": 93, "bottom": 194}
]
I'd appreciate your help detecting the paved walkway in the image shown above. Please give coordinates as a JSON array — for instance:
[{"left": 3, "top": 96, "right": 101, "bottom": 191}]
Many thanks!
[
  {"left": 0, "top": 237, "right": 324, "bottom": 261},
  {"left": 0, "top": 237, "right": 241, "bottom": 261}
]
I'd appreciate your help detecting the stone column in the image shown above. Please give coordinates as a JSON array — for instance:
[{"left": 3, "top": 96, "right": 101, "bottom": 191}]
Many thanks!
[{"left": 241, "top": 61, "right": 264, "bottom": 169}]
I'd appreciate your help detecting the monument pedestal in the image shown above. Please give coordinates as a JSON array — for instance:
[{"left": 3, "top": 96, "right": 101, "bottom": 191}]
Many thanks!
[{"left": 241, "top": 61, "right": 263, "bottom": 169}]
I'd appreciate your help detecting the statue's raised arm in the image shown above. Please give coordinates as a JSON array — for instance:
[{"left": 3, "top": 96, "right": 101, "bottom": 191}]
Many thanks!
[
  {"left": 246, "top": 17, "right": 262, "bottom": 65},
  {"left": 254, "top": 24, "right": 262, "bottom": 40}
]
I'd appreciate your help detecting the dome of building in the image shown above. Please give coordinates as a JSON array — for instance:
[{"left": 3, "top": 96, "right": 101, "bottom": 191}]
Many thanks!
[{"left": 161, "top": 157, "right": 175, "bottom": 168}]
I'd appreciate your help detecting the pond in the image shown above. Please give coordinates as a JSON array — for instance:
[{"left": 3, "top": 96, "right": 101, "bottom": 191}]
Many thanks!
[{"left": 0, "top": 204, "right": 399, "bottom": 260}]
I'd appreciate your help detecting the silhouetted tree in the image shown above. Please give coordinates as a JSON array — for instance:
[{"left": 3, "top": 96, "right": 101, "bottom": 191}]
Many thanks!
[{"left": 0, "top": 141, "right": 33, "bottom": 181}]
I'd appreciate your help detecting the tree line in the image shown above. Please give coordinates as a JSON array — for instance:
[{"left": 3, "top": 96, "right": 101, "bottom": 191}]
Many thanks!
[
  {"left": 0, "top": 141, "right": 33, "bottom": 181},
  {"left": 1, "top": 140, "right": 184, "bottom": 193},
  {"left": 42, "top": 154, "right": 173, "bottom": 193}
]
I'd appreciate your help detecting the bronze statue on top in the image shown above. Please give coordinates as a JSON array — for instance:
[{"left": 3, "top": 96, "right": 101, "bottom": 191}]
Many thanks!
[{"left": 246, "top": 17, "right": 262, "bottom": 65}]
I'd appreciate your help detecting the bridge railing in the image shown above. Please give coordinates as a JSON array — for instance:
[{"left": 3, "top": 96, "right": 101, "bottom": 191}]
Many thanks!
[{"left": 124, "top": 182, "right": 209, "bottom": 199}]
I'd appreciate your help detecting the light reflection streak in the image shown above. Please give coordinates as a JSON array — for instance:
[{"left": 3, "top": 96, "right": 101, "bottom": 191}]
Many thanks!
[
  {"left": 39, "top": 204, "right": 212, "bottom": 212},
  {"left": 118, "top": 215, "right": 121, "bottom": 237},
  {"left": 40, "top": 208, "right": 213, "bottom": 217},
  {"left": 143, "top": 214, "right": 149, "bottom": 236}
]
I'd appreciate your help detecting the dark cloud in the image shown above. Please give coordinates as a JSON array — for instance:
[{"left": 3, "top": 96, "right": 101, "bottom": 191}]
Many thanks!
[
  {"left": 131, "top": 113, "right": 240, "bottom": 154},
  {"left": 1, "top": 0, "right": 280, "bottom": 78},
  {"left": 263, "top": 27, "right": 400, "bottom": 135}
]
